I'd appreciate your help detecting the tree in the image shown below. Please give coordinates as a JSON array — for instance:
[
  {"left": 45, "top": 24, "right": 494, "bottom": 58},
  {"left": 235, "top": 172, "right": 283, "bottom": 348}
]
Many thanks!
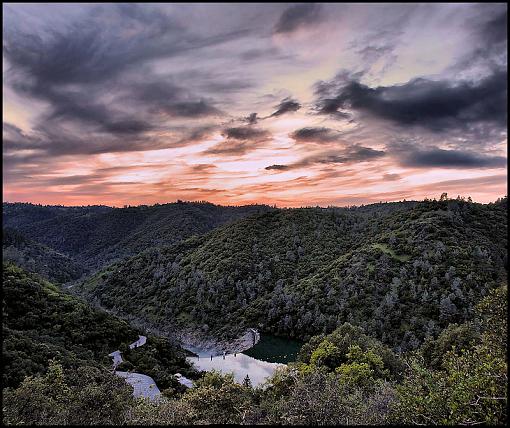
[
  {"left": 266, "top": 370, "right": 396, "bottom": 425},
  {"left": 3, "top": 361, "right": 134, "bottom": 425},
  {"left": 392, "top": 286, "right": 507, "bottom": 425},
  {"left": 439, "top": 295, "right": 458, "bottom": 322},
  {"left": 128, "top": 397, "right": 195, "bottom": 425},
  {"left": 182, "top": 373, "right": 254, "bottom": 424},
  {"left": 242, "top": 374, "right": 252, "bottom": 388},
  {"left": 336, "top": 345, "right": 389, "bottom": 387},
  {"left": 309, "top": 339, "right": 342, "bottom": 369},
  {"left": 392, "top": 344, "right": 506, "bottom": 425},
  {"left": 421, "top": 322, "right": 480, "bottom": 368}
]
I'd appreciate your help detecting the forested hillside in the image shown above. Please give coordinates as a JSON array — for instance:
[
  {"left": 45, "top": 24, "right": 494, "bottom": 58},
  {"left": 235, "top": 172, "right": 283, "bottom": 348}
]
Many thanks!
[
  {"left": 3, "top": 228, "right": 86, "bottom": 283},
  {"left": 2, "top": 197, "right": 507, "bottom": 425},
  {"left": 78, "top": 198, "right": 507, "bottom": 351},
  {"left": 4, "top": 285, "right": 506, "bottom": 425},
  {"left": 2, "top": 263, "right": 196, "bottom": 391},
  {"left": 2, "top": 201, "right": 272, "bottom": 271},
  {"left": 2, "top": 203, "right": 112, "bottom": 230}
]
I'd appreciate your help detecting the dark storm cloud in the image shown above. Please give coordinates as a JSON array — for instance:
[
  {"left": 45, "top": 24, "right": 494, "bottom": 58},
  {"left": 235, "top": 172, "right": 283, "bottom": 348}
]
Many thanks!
[
  {"left": 8, "top": 78, "right": 154, "bottom": 136},
  {"left": 221, "top": 127, "right": 270, "bottom": 141},
  {"left": 265, "top": 164, "right": 290, "bottom": 171},
  {"left": 159, "top": 100, "right": 221, "bottom": 118},
  {"left": 290, "top": 127, "right": 340, "bottom": 143},
  {"left": 470, "top": 4, "right": 507, "bottom": 63},
  {"left": 273, "top": 3, "right": 323, "bottom": 34},
  {"left": 3, "top": 4, "right": 249, "bottom": 87},
  {"left": 123, "top": 80, "right": 223, "bottom": 121},
  {"left": 47, "top": 94, "right": 153, "bottom": 135},
  {"left": 178, "top": 126, "right": 217, "bottom": 145},
  {"left": 449, "top": 5, "right": 507, "bottom": 77},
  {"left": 242, "top": 95, "right": 302, "bottom": 123},
  {"left": 204, "top": 141, "right": 256, "bottom": 156},
  {"left": 295, "top": 146, "right": 385, "bottom": 167},
  {"left": 4, "top": 7, "right": 178, "bottom": 86},
  {"left": 266, "top": 145, "right": 385, "bottom": 171},
  {"left": 479, "top": 7, "right": 507, "bottom": 46},
  {"left": 267, "top": 97, "right": 301, "bottom": 118},
  {"left": 314, "top": 69, "right": 507, "bottom": 131},
  {"left": 398, "top": 147, "right": 507, "bottom": 169},
  {"left": 314, "top": 97, "right": 351, "bottom": 117},
  {"left": 313, "top": 72, "right": 360, "bottom": 117},
  {"left": 6, "top": 40, "right": 222, "bottom": 134},
  {"left": 204, "top": 126, "right": 272, "bottom": 156},
  {"left": 4, "top": 125, "right": 155, "bottom": 158},
  {"left": 2, "top": 120, "right": 216, "bottom": 162},
  {"left": 3, "top": 122, "right": 32, "bottom": 149},
  {"left": 3, "top": 4, "right": 248, "bottom": 154}
]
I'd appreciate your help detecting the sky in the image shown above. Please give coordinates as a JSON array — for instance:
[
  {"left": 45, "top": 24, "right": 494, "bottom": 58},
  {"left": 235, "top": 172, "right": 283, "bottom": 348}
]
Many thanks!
[{"left": 2, "top": 3, "right": 507, "bottom": 207}]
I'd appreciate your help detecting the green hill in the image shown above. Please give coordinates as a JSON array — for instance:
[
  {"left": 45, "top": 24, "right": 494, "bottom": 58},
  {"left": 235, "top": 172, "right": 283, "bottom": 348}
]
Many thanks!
[
  {"left": 3, "top": 228, "right": 86, "bottom": 284},
  {"left": 3, "top": 201, "right": 272, "bottom": 272},
  {"left": 78, "top": 198, "right": 507, "bottom": 350},
  {"left": 2, "top": 263, "right": 195, "bottom": 390}
]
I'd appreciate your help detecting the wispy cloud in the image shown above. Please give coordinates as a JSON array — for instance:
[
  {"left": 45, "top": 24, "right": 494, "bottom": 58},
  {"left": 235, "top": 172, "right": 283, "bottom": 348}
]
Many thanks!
[{"left": 3, "top": 3, "right": 507, "bottom": 206}]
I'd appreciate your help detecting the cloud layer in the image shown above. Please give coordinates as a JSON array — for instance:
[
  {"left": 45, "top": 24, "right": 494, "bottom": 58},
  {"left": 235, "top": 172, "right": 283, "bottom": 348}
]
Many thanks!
[
  {"left": 3, "top": 3, "right": 507, "bottom": 207},
  {"left": 314, "top": 69, "right": 507, "bottom": 131}
]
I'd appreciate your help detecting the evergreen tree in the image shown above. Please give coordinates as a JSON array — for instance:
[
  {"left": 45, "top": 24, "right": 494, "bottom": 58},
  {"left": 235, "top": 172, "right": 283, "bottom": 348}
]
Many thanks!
[{"left": 242, "top": 374, "right": 252, "bottom": 388}]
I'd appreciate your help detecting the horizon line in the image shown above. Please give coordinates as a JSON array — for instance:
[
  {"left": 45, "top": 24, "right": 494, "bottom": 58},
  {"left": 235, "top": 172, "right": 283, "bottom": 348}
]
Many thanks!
[{"left": 3, "top": 195, "right": 507, "bottom": 210}]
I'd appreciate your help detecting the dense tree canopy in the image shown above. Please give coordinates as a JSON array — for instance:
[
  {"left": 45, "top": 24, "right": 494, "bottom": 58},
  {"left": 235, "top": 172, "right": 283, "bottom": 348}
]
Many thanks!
[
  {"left": 392, "top": 285, "right": 507, "bottom": 425},
  {"left": 2, "top": 197, "right": 507, "bottom": 425},
  {"left": 3, "top": 201, "right": 271, "bottom": 271},
  {"left": 3, "top": 228, "right": 86, "bottom": 283},
  {"left": 78, "top": 198, "right": 507, "bottom": 351},
  {"left": 2, "top": 263, "right": 195, "bottom": 390}
]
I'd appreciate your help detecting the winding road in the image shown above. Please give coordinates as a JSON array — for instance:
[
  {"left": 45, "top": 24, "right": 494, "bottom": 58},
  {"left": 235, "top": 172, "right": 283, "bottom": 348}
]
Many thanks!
[
  {"left": 109, "top": 335, "right": 161, "bottom": 400},
  {"left": 108, "top": 334, "right": 193, "bottom": 401}
]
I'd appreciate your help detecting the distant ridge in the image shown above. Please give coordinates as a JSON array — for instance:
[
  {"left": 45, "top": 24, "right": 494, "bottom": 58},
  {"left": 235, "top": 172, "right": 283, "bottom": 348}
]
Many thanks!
[{"left": 2, "top": 201, "right": 274, "bottom": 272}]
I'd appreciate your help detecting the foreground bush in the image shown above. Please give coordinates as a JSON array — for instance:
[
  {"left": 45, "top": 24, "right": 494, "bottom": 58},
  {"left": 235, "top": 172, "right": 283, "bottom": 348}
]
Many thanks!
[
  {"left": 3, "top": 362, "right": 133, "bottom": 425},
  {"left": 392, "top": 286, "right": 507, "bottom": 425}
]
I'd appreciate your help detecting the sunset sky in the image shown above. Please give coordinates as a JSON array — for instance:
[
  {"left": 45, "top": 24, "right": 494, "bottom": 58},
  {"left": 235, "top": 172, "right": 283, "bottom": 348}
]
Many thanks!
[{"left": 3, "top": 3, "right": 507, "bottom": 207}]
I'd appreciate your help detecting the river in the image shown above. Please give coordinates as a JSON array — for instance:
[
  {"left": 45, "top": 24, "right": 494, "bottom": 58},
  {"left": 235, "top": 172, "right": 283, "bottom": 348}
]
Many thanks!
[{"left": 187, "top": 334, "right": 303, "bottom": 387}]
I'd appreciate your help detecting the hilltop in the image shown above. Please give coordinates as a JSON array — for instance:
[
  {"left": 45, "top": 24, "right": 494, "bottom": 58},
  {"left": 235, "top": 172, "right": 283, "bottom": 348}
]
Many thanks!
[
  {"left": 3, "top": 201, "right": 272, "bottom": 272},
  {"left": 76, "top": 198, "right": 507, "bottom": 351}
]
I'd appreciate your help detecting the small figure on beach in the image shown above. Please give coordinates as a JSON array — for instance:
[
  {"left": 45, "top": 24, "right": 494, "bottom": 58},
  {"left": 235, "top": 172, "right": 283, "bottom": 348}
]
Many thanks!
[
  {"left": 210, "top": 355, "right": 213, "bottom": 361},
  {"left": 223, "top": 351, "right": 226, "bottom": 359},
  {"left": 234, "top": 352, "right": 237, "bottom": 357}
]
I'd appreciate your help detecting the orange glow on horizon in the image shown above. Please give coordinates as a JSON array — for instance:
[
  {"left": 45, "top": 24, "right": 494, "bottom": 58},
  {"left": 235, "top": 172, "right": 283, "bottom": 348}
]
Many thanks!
[{"left": 3, "top": 3, "right": 507, "bottom": 208}]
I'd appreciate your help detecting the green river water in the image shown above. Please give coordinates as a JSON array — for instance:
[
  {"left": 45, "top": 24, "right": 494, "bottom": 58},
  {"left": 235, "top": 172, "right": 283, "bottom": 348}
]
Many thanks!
[{"left": 187, "top": 334, "right": 303, "bottom": 386}]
